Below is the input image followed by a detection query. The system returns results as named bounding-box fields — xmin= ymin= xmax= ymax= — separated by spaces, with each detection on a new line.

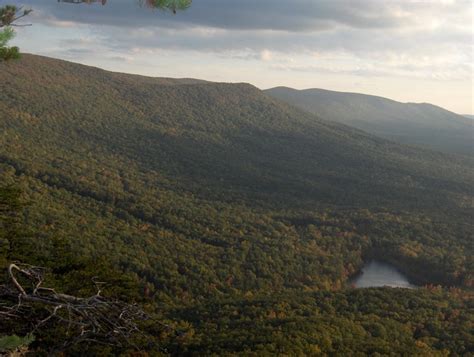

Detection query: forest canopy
xmin=0 ymin=27 xmax=472 ymax=355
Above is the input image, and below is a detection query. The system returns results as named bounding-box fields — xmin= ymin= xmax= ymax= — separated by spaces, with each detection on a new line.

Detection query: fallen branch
xmin=1 ymin=263 xmax=147 ymax=352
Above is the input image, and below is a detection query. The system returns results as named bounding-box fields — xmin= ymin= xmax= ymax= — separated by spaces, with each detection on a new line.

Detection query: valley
xmin=0 ymin=54 xmax=472 ymax=355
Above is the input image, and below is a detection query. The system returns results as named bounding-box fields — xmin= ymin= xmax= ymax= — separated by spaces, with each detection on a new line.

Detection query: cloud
xmin=6 ymin=0 xmax=473 ymax=84
xmin=14 ymin=0 xmax=469 ymax=32
xmin=260 ymin=50 xmax=273 ymax=62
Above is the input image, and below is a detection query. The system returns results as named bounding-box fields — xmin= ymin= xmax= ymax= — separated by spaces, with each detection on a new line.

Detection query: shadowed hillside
xmin=0 ymin=54 xmax=473 ymax=354
xmin=266 ymin=86 xmax=473 ymax=155
xmin=2 ymin=55 xmax=472 ymax=210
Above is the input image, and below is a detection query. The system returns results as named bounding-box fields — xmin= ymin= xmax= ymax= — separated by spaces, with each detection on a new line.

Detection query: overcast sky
xmin=4 ymin=0 xmax=473 ymax=114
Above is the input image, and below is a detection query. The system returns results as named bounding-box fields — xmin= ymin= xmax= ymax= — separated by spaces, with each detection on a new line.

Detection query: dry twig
xmin=0 ymin=263 xmax=147 ymax=351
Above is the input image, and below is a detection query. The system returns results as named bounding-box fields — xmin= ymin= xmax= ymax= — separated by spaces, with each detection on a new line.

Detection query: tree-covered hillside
xmin=0 ymin=54 xmax=473 ymax=354
xmin=265 ymin=86 xmax=473 ymax=155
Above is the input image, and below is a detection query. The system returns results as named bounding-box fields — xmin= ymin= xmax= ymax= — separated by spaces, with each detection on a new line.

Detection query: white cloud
xmin=260 ymin=50 xmax=273 ymax=62
xmin=8 ymin=0 xmax=473 ymax=113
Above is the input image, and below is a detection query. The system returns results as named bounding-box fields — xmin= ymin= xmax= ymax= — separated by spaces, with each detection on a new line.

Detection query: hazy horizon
xmin=1 ymin=2 xmax=473 ymax=354
xmin=4 ymin=0 xmax=473 ymax=114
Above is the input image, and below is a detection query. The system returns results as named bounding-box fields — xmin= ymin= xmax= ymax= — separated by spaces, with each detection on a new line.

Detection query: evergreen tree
xmin=0 ymin=5 xmax=32 ymax=61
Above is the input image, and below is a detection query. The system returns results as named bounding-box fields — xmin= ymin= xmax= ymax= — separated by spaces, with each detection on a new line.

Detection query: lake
xmin=351 ymin=260 xmax=416 ymax=288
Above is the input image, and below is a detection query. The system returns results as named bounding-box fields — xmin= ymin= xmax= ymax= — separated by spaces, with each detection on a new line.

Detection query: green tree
xmin=0 ymin=5 xmax=32 ymax=61
xmin=139 ymin=0 xmax=192 ymax=13
xmin=0 ymin=334 xmax=35 ymax=355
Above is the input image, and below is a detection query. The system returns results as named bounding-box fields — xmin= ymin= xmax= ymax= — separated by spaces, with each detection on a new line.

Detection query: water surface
xmin=351 ymin=260 xmax=416 ymax=288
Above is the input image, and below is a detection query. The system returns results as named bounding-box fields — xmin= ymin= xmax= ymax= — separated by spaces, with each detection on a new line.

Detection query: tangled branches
xmin=0 ymin=6 xmax=32 ymax=28
xmin=0 ymin=263 xmax=147 ymax=351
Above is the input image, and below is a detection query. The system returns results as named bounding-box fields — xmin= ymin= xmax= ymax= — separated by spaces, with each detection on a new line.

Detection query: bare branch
xmin=7 ymin=264 xmax=28 ymax=296
xmin=1 ymin=263 xmax=149 ymax=352
xmin=0 ymin=6 xmax=33 ymax=27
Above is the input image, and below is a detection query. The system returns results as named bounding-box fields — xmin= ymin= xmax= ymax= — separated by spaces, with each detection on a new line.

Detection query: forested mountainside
xmin=0 ymin=54 xmax=473 ymax=355
xmin=265 ymin=86 xmax=473 ymax=155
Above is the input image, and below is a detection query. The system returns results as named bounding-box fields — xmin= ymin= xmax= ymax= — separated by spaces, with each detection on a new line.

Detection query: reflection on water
xmin=57 ymin=0 xmax=193 ymax=13
xmin=351 ymin=260 xmax=416 ymax=289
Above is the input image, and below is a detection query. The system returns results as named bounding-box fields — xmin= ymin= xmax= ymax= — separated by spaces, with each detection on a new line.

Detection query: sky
xmin=4 ymin=0 xmax=473 ymax=114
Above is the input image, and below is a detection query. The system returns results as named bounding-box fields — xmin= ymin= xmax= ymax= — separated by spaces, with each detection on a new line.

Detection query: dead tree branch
xmin=0 ymin=263 xmax=147 ymax=351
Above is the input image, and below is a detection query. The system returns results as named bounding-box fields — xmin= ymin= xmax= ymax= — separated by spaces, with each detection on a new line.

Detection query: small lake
xmin=351 ymin=260 xmax=416 ymax=289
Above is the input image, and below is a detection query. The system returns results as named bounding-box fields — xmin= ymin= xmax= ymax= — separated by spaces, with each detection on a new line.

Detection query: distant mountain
xmin=1 ymin=54 xmax=473 ymax=354
xmin=265 ymin=87 xmax=473 ymax=155
xmin=464 ymin=114 xmax=474 ymax=120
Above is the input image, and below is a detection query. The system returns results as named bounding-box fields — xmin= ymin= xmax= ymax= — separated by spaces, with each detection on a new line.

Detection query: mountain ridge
xmin=265 ymin=86 xmax=473 ymax=154
xmin=0 ymin=53 xmax=473 ymax=354
xmin=2 ymin=55 xmax=471 ymax=210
